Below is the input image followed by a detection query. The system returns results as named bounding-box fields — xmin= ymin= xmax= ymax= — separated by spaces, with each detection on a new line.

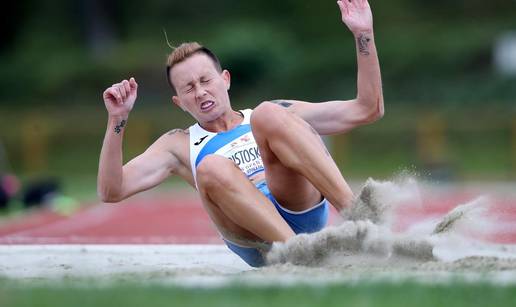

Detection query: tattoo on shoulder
xmin=167 ymin=128 xmax=189 ymax=136
xmin=270 ymin=100 xmax=293 ymax=108
xmin=357 ymin=33 xmax=371 ymax=56
xmin=114 ymin=119 xmax=127 ymax=134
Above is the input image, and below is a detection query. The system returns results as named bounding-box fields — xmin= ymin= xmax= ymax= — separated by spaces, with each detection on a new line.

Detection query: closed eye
xmin=201 ymin=79 xmax=211 ymax=84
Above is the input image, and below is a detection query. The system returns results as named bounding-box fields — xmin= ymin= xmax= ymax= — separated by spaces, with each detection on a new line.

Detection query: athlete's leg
xmin=196 ymin=154 xmax=295 ymax=243
xmin=251 ymin=102 xmax=354 ymax=212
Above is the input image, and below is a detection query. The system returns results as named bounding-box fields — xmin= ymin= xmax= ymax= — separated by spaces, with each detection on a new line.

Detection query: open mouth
xmin=200 ymin=100 xmax=215 ymax=111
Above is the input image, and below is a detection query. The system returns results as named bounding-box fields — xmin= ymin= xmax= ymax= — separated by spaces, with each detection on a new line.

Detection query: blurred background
xmin=1 ymin=0 xmax=515 ymax=211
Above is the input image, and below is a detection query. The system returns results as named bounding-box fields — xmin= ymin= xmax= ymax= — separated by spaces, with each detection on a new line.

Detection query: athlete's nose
xmin=195 ymin=86 xmax=207 ymax=100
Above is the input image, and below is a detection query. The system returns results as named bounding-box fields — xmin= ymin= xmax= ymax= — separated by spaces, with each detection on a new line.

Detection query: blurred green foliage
xmin=1 ymin=0 xmax=516 ymax=107
xmin=1 ymin=1 xmax=515 ymax=201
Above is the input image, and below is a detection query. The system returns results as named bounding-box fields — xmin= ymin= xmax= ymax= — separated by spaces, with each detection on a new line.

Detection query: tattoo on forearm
xmin=357 ymin=33 xmax=371 ymax=56
xmin=167 ymin=128 xmax=189 ymax=136
xmin=270 ymin=100 xmax=293 ymax=108
xmin=114 ymin=120 xmax=126 ymax=134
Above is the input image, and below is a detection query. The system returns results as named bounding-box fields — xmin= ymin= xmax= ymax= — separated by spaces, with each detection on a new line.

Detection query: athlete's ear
xmin=222 ymin=69 xmax=231 ymax=91
xmin=172 ymin=96 xmax=186 ymax=112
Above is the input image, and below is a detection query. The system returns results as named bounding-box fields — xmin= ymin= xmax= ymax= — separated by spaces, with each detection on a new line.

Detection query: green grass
xmin=1 ymin=280 xmax=515 ymax=307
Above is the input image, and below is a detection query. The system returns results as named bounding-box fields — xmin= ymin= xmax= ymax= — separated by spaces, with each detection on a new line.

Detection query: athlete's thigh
xmin=254 ymin=115 xmax=323 ymax=212
xmin=198 ymin=192 xmax=261 ymax=242
xmin=196 ymin=154 xmax=293 ymax=242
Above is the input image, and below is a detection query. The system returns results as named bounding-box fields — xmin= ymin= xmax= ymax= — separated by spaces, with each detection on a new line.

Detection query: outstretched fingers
xmin=337 ymin=0 xmax=373 ymax=33
xmin=341 ymin=0 xmax=369 ymax=11
xmin=359 ymin=0 xmax=370 ymax=9
xmin=337 ymin=0 xmax=349 ymax=15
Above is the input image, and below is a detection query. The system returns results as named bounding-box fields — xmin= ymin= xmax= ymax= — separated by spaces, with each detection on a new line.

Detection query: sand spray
xmin=266 ymin=176 xmax=516 ymax=267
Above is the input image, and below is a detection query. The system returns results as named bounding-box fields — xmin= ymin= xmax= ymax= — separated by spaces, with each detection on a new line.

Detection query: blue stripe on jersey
xmin=195 ymin=124 xmax=252 ymax=168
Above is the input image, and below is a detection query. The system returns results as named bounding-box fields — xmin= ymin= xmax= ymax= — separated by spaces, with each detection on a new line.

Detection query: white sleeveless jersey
xmin=189 ymin=109 xmax=265 ymax=187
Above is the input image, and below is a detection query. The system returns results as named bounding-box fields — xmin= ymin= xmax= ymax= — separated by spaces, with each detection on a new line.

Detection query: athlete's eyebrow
xmin=180 ymin=80 xmax=196 ymax=91
xmin=183 ymin=73 xmax=211 ymax=88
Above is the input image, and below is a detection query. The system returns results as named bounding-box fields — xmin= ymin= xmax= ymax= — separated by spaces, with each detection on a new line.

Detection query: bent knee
xmin=251 ymin=101 xmax=289 ymax=133
xmin=196 ymin=155 xmax=235 ymax=187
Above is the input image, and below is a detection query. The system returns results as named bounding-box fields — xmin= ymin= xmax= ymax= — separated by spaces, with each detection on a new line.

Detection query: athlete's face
xmin=171 ymin=53 xmax=231 ymax=124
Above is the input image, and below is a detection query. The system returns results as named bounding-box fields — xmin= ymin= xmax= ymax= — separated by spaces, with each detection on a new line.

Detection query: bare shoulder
xmin=149 ymin=127 xmax=191 ymax=171
xmin=153 ymin=127 xmax=190 ymax=151
xmin=166 ymin=128 xmax=190 ymax=136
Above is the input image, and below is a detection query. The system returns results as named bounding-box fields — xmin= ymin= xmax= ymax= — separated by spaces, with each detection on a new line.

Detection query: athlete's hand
xmin=337 ymin=0 xmax=373 ymax=34
xmin=102 ymin=78 xmax=138 ymax=117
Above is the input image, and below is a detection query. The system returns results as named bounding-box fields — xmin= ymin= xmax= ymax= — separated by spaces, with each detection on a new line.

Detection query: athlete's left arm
xmin=270 ymin=0 xmax=383 ymax=135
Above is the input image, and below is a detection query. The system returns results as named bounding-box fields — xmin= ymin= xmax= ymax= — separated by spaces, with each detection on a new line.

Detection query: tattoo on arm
xmin=357 ymin=33 xmax=371 ymax=56
xmin=270 ymin=100 xmax=293 ymax=108
xmin=114 ymin=119 xmax=127 ymax=134
xmin=167 ymin=129 xmax=189 ymax=136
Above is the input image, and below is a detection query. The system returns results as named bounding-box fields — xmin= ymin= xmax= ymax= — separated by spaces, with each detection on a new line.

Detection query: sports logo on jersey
xmin=194 ymin=135 xmax=209 ymax=146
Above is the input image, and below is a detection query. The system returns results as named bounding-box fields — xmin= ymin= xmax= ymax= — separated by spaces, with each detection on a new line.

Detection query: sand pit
xmin=2 ymin=243 xmax=516 ymax=286
xmin=2 ymin=178 xmax=516 ymax=286
xmin=0 ymin=245 xmax=248 ymax=285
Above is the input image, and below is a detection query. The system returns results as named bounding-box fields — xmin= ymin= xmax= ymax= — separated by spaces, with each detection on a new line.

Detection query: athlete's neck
xmin=199 ymin=109 xmax=244 ymax=133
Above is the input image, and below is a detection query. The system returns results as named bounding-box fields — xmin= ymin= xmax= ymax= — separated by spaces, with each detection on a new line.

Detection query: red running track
xmin=0 ymin=190 xmax=515 ymax=244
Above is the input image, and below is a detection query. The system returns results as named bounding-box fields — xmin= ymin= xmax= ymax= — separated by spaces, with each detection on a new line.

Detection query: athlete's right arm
xmin=97 ymin=78 xmax=180 ymax=203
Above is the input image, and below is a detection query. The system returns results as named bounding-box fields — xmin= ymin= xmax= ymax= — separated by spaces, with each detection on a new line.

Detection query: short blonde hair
xmin=166 ymin=42 xmax=222 ymax=94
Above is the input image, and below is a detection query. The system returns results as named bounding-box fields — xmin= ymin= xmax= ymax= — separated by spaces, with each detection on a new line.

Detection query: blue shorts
xmin=224 ymin=180 xmax=329 ymax=267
